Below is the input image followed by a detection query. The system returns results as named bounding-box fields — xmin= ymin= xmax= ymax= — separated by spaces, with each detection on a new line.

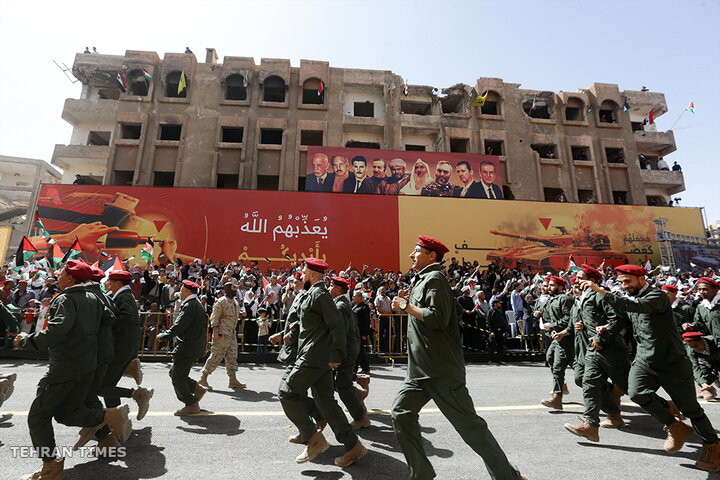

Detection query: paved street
xmin=2 ymin=359 xmax=720 ymax=480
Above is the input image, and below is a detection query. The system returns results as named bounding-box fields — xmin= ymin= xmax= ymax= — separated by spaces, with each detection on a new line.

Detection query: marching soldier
xmin=683 ymin=331 xmax=720 ymax=401
xmin=157 ymin=280 xmax=209 ymax=416
xmin=329 ymin=276 xmax=370 ymax=429
xmin=583 ymin=265 xmax=720 ymax=472
xmin=278 ymin=258 xmax=366 ymax=467
xmin=390 ymin=235 xmax=526 ymax=480
xmin=14 ymin=260 xmax=132 ymax=480
xmin=661 ymin=284 xmax=694 ymax=334
xmin=198 ymin=282 xmax=245 ymax=390
xmin=535 ymin=275 xmax=574 ymax=410
xmin=0 ymin=294 xmax=18 ymax=408
xmin=563 ymin=264 xmax=629 ymax=441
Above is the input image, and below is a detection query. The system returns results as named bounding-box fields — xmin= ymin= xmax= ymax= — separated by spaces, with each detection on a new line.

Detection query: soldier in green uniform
xmin=661 ymin=284 xmax=694 ymax=334
xmin=0 ymin=295 xmax=18 ymax=407
xmin=535 ymin=275 xmax=574 ymax=411
xmin=582 ymin=265 xmax=720 ymax=472
xmin=14 ymin=260 xmax=132 ymax=480
xmin=391 ymin=235 xmax=526 ymax=480
xmin=329 ymin=276 xmax=370 ymax=429
xmin=278 ymin=258 xmax=366 ymax=467
xmin=157 ymin=280 xmax=209 ymax=416
xmin=682 ymin=330 xmax=720 ymax=400
xmin=563 ymin=264 xmax=629 ymax=441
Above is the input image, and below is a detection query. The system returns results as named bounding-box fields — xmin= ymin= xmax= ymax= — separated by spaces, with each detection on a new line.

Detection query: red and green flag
xmin=60 ymin=238 xmax=83 ymax=264
xmin=142 ymin=68 xmax=152 ymax=82
xmin=567 ymin=255 xmax=581 ymax=273
xmin=318 ymin=79 xmax=324 ymax=96
xmin=686 ymin=102 xmax=695 ymax=114
xmin=33 ymin=212 xmax=55 ymax=244
xmin=140 ymin=236 xmax=155 ymax=263
xmin=46 ymin=243 xmax=64 ymax=268
xmin=14 ymin=236 xmax=38 ymax=270
xmin=622 ymin=100 xmax=630 ymax=112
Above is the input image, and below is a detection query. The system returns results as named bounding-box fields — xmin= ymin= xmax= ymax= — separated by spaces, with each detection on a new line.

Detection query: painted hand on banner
xmin=53 ymin=222 xmax=119 ymax=255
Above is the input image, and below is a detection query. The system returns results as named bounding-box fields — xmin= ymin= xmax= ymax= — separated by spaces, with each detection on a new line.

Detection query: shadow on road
xmin=176 ymin=414 xmax=244 ymax=436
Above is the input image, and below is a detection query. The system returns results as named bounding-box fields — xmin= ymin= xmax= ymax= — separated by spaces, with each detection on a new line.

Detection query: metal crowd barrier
xmin=375 ymin=313 xmax=408 ymax=364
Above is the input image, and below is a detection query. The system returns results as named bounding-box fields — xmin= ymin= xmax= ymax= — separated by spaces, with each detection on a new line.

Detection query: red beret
xmin=661 ymin=284 xmax=678 ymax=293
xmin=108 ymin=270 xmax=132 ymax=281
xmin=569 ymin=276 xmax=578 ymax=285
xmin=17 ymin=279 xmax=28 ymax=284
xmin=697 ymin=277 xmax=720 ymax=289
xmin=417 ymin=235 xmax=449 ymax=256
xmin=682 ymin=331 xmax=704 ymax=342
xmin=305 ymin=258 xmax=329 ymax=274
xmin=614 ymin=264 xmax=647 ymax=276
xmin=294 ymin=272 xmax=302 ymax=279
xmin=331 ymin=276 xmax=350 ymax=290
xmin=65 ymin=260 xmax=92 ymax=281
xmin=182 ymin=279 xmax=200 ymax=291
xmin=547 ymin=275 xmax=567 ymax=287
xmin=88 ymin=266 xmax=106 ymax=282
xmin=580 ymin=264 xmax=602 ymax=282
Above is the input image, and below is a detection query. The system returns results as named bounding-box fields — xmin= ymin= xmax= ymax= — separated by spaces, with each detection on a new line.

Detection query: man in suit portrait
xmin=343 ymin=155 xmax=372 ymax=194
xmin=305 ymin=153 xmax=335 ymax=192
xmin=455 ymin=160 xmax=484 ymax=198
xmin=331 ymin=155 xmax=355 ymax=193
xmin=478 ymin=161 xmax=504 ymax=199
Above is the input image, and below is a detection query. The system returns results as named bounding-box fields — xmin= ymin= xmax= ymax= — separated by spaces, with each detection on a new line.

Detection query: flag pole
xmin=669 ymin=109 xmax=686 ymax=130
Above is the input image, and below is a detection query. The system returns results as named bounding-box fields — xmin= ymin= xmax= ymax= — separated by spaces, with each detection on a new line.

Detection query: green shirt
xmin=111 ymin=287 xmax=142 ymax=358
xmin=406 ymin=263 xmax=465 ymax=383
xmin=334 ymin=294 xmax=360 ymax=361
xmin=693 ymin=299 xmax=720 ymax=339
xmin=295 ymin=281 xmax=345 ymax=368
xmin=672 ymin=302 xmax=695 ymax=334
xmin=278 ymin=290 xmax=307 ymax=364
xmin=538 ymin=292 xmax=574 ymax=349
xmin=85 ymin=283 xmax=117 ymax=364
xmin=576 ymin=289 xmax=626 ymax=352
xmin=165 ymin=295 xmax=208 ymax=359
xmin=0 ymin=300 xmax=18 ymax=334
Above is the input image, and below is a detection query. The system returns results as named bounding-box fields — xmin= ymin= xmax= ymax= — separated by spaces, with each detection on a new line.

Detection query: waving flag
xmin=46 ymin=243 xmax=64 ymax=268
xmin=567 ymin=255 xmax=581 ymax=273
xmin=142 ymin=68 xmax=152 ymax=82
xmin=60 ymin=239 xmax=83 ymax=264
xmin=140 ymin=236 xmax=155 ymax=263
xmin=686 ymin=102 xmax=695 ymax=113
xmin=117 ymin=71 xmax=128 ymax=92
xmin=15 ymin=236 xmax=39 ymax=270
xmin=643 ymin=108 xmax=654 ymax=126
xmin=473 ymin=90 xmax=489 ymax=107
xmin=178 ymin=71 xmax=187 ymax=95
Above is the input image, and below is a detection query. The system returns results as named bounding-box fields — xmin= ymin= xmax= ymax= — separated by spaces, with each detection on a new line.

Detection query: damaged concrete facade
xmin=53 ymin=49 xmax=684 ymax=205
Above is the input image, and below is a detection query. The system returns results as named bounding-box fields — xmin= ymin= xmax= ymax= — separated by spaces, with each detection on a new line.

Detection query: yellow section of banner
xmin=397 ymin=197 xmax=704 ymax=272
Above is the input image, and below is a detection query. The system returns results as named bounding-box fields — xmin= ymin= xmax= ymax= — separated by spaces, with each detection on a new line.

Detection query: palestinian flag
xmin=598 ymin=259 xmax=606 ymax=273
xmin=15 ymin=236 xmax=39 ymax=270
xmin=243 ymin=71 xmax=248 ymax=87
xmin=140 ymin=236 xmax=155 ymax=263
xmin=46 ymin=243 xmax=64 ymax=268
xmin=686 ymin=102 xmax=695 ymax=113
xmin=644 ymin=255 xmax=652 ymax=272
xmin=262 ymin=277 xmax=269 ymax=289
xmin=100 ymin=255 xmax=124 ymax=272
xmin=622 ymin=100 xmax=630 ymax=112
xmin=403 ymin=80 xmax=408 ymax=96
xmin=567 ymin=255 xmax=581 ymax=273
xmin=532 ymin=273 xmax=544 ymax=285
xmin=60 ymin=238 xmax=83 ymax=264
xmin=531 ymin=95 xmax=537 ymax=110
xmin=142 ymin=68 xmax=152 ymax=82
xmin=33 ymin=212 xmax=55 ymax=244
xmin=117 ymin=70 xmax=128 ymax=92
xmin=318 ymin=79 xmax=324 ymax=96
xmin=644 ymin=108 xmax=654 ymax=126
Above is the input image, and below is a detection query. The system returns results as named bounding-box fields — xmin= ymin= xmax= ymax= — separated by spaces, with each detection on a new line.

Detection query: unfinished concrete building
xmin=52 ymin=48 xmax=684 ymax=206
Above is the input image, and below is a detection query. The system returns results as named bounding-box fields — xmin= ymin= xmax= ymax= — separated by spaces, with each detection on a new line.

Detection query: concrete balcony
xmin=623 ymin=90 xmax=668 ymax=117
xmin=640 ymin=169 xmax=685 ymax=195
xmin=400 ymin=113 xmax=441 ymax=135
xmin=51 ymin=144 xmax=110 ymax=170
xmin=72 ymin=53 xmax=125 ymax=88
xmin=62 ymin=98 xmax=118 ymax=126
xmin=634 ymin=129 xmax=677 ymax=156
xmin=342 ymin=115 xmax=385 ymax=134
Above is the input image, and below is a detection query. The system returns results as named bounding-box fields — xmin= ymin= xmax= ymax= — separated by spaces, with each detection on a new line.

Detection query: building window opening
xmin=87 ymin=131 xmax=111 ymax=146
xmin=523 ymin=98 xmax=551 ymax=119
xmin=217 ymin=174 xmax=239 ymax=189
xmin=257 ymin=175 xmax=279 ymax=191
xmin=353 ymin=101 xmax=374 ymax=117
xmin=605 ymin=147 xmax=625 ymax=164
xmin=646 ymin=195 xmax=668 ymax=207
xmin=300 ymin=130 xmax=323 ymax=146
xmin=120 ymin=123 xmax=141 ymax=140
xmin=221 ymin=127 xmax=243 ymax=143
xmin=599 ymin=100 xmax=618 ymax=123
xmin=298 ymin=176 xmax=306 ymax=191
xmin=127 ymin=69 xmax=149 ymax=96
xmin=153 ymin=171 xmax=175 ymax=187
xmin=480 ymin=91 xmax=501 ymax=115
xmin=638 ymin=154 xmax=658 ymax=169
xmin=544 ymin=188 xmax=565 ymax=202
xmin=401 ymin=101 xmax=432 ymax=115
xmin=571 ymin=146 xmax=589 ymax=161
xmin=263 ymin=76 xmax=286 ymax=103
xmin=158 ymin=124 xmax=182 ymax=141
xmin=613 ymin=191 xmax=627 ymax=204
xmin=502 ymin=185 xmax=515 ymax=200
xmin=165 ymin=71 xmax=187 ymax=98
xmin=345 ymin=141 xmax=380 ymax=149
xmin=631 ymin=121 xmax=644 ymax=132
xmin=99 ymin=88 xmax=120 ymax=100
xmin=302 ymin=78 xmax=324 ymax=105
xmin=260 ymin=128 xmax=283 ymax=145
xmin=485 ymin=140 xmax=504 ymax=156
xmin=225 ymin=74 xmax=248 ymax=101
xmin=531 ymin=144 xmax=557 ymax=159
xmin=112 ymin=170 xmax=134 ymax=186
xmin=578 ymin=189 xmax=595 ymax=203
xmin=405 ymin=145 xmax=426 ymax=151
xmin=450 ymin=138 xmax=469 ymax=153
xmin=564 ymin=98 xmax=584 ymax=121
xmin=441 ymin=94 xmax=464 ymax=114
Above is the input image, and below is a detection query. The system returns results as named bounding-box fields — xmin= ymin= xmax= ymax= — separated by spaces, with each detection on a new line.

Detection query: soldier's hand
xmin=575 ymin=321 xmax=584 ymax=332
xmin=283 ymin=333 xmax=292 ymax=345
xmin=682 ymin=322 xmax=693 ymax=331
xmin=533 ymin=311 xmax=541 ymax=318
xmin=596 ymin=325 xmax=608 ymax=335
xmin=701 ymin=383 xmax=715 ymax=392
xmin=268 ymin=333 xmax=281 ymax=345
xmin=543 ymin=322 xmax=551 ymax=332
xmin=590 ymin=337 xmax=603 ymax=351
xmin=212 ymin=331 xmax=220 ymax=343
xmin=13 ymin=332 xmax=27 ymax=348
xmin=553 ymin=330 xmax=568 ymax=340
xmin=391 ymin=296 xmax=405 ymax=311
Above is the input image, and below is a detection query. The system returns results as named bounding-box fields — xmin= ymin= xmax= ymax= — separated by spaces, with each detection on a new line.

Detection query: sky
xmin=1 ymin=0 xmax=718 ymax=223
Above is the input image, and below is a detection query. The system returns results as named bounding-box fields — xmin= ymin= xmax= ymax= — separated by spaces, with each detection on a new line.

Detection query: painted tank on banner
xmin=485 ymin=226 xmax=628 ymax=271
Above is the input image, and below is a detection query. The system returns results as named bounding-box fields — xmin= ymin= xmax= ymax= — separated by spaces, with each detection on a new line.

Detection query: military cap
xmin=65 ymin=260 xmax=92 ymax=281
xmin=697 ymin=277 xmax=720 ymax=289
xmin=182 ymin=279 xmax=200 ymax=291
xmin=17 ymin=279 xmax=28 ymax=284
xmin=614 ymin=264 xmax=647 ymax=276
xmin=417 ymin=235 xmax=449 ymax=256
xmin=88 ymin=266 xmax=106 ymax=282
xmin=580 ymin=264 xmax=603 ymax=282
xmin=660 ymin=284 xmax=678 ymax=293
xmin=682 ymin=331 xmax=704 ymax=342
xmin=108 ymin=270 xmax=132 ymax=281
xmin=547 ymin=275 xmax=567 ymax=287
xmin=331 ymin=276 xmax=350 ymax=290
xmin=305 ymin=258 xmax=329 ymax=274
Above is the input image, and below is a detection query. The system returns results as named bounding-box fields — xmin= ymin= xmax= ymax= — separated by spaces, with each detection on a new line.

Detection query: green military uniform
xmin=83 ymin=283 xmax=117 ymax=409
xmin=575 ymin=288 xmax=629 ymax=426
xmin=278 ymin=281 xmax=358 ymax=450
xmin=686 ymin=337 xmax=720 ymax=387
xmin=565 ymin=300 xmax=587 ymax=388
xmin=603 ymin=285 xmax=718 ymax=443
xmin=333 ymin=294 xmax=365 ymax=421
xmin=19 ymin=284 xmax=107 ymax=462
xmin=163 ymin=294 xmax=208 ymax=406
xmin=0 ymin=299 xmax=18 ymax=335
xmin=691 ymin=295 xmax=720 ymax=338
xmin=539 ymin=292 xmax=574 ymax=396
xmin=672 ymin=300 xmax=695 ymax=334
xmin=391 ymin=263 xmax=521 ymax=480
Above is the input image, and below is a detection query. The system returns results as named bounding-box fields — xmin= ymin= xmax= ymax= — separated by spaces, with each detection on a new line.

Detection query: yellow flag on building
xmin=178 ymin=71 xmax=187 ymax=95
xmin=473 ymin=90 xmax=488 ymax=107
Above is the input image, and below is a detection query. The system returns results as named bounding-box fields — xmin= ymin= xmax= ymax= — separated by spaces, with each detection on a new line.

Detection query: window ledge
xmin=442 ymin=112 xmax=471 ymax=119
xmin=298 ymin=103 xmax=328 ymax=111
xmin=217 ymin=142 xmax=243 ymax=149
xmin=155 ymin=140 xmax=180 ymax=147
xmin=529 ymin=117 xmax=557 ymax=125
xmin=597 ymin=122 xmax=621 ymax=129
xmin=115 ymin=139 xmax=140 ymax=145
xmin=607 ymin=162 xmax=628 ymax=168
xmin=562 ymin=119 xmax=589 ymax=127
xmin=159 ymin=96 xmax=190 ymax=104
xmin=478 ymin=113 xmax=505 ymax=121
xmin=539 ymin=158 xmax=562 ymax=165
xmin=259 ymin=101 xmax=289 ymax=109
xmin=120 ymin=95 xmax=151 ymax=102
xmin=573 ymin=160 xmax=594 ymax=166
xmin=258 ymin=144 xmax=283 ymax=150
xmin=220 ymin=99 xmax=251 ymax=107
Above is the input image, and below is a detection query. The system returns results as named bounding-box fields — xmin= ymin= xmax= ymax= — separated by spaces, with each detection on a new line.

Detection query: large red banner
xmin=35 ymin=185 xmax=400 ymax=270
